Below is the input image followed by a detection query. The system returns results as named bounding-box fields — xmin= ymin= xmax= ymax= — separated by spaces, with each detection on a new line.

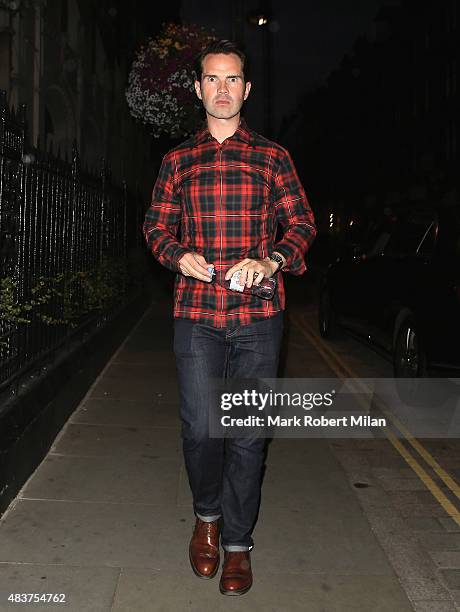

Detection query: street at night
xmin=0 ymin=0 xmax=459 ymax=610
xmin=0 ymin=273 xmax=459 ymax=610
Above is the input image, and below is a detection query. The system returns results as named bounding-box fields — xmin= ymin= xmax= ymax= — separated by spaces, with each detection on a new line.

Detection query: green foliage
xmin=0 ymin=277 xmax=32 ymax=325
xmin=0 ymin=255 xmax=139 ymax=334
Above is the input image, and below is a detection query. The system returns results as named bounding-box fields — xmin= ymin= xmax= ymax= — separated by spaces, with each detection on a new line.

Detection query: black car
xmin=318 ymin=204 xmax=460 ymax=377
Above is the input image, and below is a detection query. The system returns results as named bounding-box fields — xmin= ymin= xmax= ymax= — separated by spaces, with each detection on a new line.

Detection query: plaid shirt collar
xmin=193 ymin=117 xmax=252 ymax=147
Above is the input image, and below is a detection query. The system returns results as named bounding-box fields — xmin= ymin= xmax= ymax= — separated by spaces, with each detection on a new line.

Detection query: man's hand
xmin=178 ymin=252 xmax=213 ymax=282
xmin=224 ymin=258 xmax=278 ymax=289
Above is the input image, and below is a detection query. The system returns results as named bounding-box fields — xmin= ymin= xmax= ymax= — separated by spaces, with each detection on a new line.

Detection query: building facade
xmin=0 ymin=0 xmax=180 ymax=195
xmin=283 ymin=0 xmax=458 ymax=240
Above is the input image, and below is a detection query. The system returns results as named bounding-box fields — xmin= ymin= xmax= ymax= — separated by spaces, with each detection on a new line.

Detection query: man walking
xmin=143 ymin=40 xmax=316 ymax=596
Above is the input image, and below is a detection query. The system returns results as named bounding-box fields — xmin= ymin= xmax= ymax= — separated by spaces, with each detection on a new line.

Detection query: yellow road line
xmin=374 ymin=400 xmax=460 ymax=503
xmin=298 ymin=314 xmax=460 ymax=503
xmin=292 ymin=312 xmax=460 ymax=526
xmin=385 ymin=430 xmax=460 ymax=527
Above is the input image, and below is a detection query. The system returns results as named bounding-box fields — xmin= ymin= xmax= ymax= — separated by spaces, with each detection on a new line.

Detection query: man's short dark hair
xmin=195 ymin=40 xmax=250 ymax=82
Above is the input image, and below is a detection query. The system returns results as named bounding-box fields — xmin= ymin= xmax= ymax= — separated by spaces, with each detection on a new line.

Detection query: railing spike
xmin=71 ymin=140 xmax=80 ymax=178
xmin=19 ymin=103 xmax=26 ymax=124
xmin=0 ymin=90 xmax=7 ymax=112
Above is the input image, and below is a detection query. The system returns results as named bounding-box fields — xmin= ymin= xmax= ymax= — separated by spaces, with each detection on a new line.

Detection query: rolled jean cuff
xmin=222 ymin=544 xmax=253 ymax=552
xmin=196 ymin=512 xmax=221 ymax=522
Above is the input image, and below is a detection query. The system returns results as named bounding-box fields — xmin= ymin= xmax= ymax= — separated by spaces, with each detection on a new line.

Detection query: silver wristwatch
xmin=268 ymin=252 xmax=283 ymax=271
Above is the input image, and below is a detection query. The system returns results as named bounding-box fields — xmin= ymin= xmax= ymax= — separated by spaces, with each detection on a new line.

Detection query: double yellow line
xmin=293 ymin=312 xmax=460 ymax=527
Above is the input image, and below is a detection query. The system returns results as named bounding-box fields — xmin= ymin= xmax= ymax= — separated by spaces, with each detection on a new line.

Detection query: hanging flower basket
xmin=126 ymin=23 xmax=216 ymax=139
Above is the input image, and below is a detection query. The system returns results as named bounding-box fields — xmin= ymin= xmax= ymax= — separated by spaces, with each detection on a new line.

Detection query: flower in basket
xmin=126 ymin=23 xmax=216 ymax=139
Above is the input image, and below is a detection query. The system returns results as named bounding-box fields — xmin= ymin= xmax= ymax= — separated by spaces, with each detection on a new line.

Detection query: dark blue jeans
xmin=173 ymin=312 xmax=284 ymax=551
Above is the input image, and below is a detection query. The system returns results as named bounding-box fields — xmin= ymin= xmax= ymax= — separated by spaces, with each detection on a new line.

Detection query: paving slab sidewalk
xmin=0 ymin=294 xmax=416 ymax=611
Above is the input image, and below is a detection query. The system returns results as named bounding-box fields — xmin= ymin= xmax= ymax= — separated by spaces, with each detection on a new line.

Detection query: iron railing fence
xmin=0 ymin=90 xmax=146 ymax=394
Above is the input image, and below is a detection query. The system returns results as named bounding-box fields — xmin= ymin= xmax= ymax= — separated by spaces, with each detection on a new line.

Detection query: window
xmin=364 ymin=218 xmax=394 ymax=256
xmin=417 ymin=222 xmax=436 ymax=256
xmin=368 ymin=231 xmax=391 ymax=256
xmin=437 ymin=208 xmax=460 ymax=258
xmin=384 ymin=211 xmax=436 ymax=256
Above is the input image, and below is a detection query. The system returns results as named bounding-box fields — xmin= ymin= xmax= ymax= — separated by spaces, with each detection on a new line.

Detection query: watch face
xmin=270 ymin=254 xmax=283 ymax=268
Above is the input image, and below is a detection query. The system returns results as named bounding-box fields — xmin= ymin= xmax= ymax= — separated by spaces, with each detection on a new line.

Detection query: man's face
xmin=194 ymin=53 xmax=251 ymax=120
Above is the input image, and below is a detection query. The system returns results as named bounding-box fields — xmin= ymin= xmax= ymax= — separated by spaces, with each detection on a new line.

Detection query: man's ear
xmin=194 ymin=80 xmax=202 ymax=100
xmin=243 ymin=80 xmax=251 ymax=100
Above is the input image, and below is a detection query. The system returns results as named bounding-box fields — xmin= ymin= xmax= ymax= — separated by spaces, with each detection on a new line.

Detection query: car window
xmin=437 ymin=207 xmax=460 ymax=258
xmin=384 ymin=211 xmax=436 ymax=256
xmin=362 ymin=219 xmax=392 ymax=255
xmin=417 ymin=221 xmax=437 ymax=256
xmin=368 ymin=231 xmax=391 ymax=256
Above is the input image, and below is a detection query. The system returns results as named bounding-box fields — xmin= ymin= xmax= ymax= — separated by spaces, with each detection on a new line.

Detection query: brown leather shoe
xmin=189 ymin=518 xmax=220 ymax=579
xmin=219 ymin=550 xmax=253 ymax=595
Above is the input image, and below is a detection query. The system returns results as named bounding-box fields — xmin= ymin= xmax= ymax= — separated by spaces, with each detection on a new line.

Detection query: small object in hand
xmin=209 ymin=267 xmax=276 ymax=300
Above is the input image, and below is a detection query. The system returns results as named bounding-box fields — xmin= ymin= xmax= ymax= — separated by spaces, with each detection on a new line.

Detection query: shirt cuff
xmin=272 ymin=244 xmax=306 ymax=275
xmin=172 ymin=246 xmax=194 ymax=273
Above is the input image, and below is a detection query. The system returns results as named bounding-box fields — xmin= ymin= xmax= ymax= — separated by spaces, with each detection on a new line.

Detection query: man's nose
xmin=217 ymin=79 xmax=228 ymax=93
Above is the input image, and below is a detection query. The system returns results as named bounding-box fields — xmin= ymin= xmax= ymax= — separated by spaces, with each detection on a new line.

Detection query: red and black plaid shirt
xmin=143 ymin=118 xmax=316 ymax=328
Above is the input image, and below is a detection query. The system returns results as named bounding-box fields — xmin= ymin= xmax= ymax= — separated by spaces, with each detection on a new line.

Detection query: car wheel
xmin=393 ymin=318 xmax=427 ymax=378
xmin=318 ymin=287 xmax=336 ymax=339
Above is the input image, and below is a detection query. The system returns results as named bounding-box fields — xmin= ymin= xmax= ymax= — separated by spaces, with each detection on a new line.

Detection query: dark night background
xmin=1 ymin=0 xmax=457 ymax=256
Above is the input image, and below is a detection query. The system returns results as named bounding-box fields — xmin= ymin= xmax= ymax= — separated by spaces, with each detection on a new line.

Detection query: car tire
xmin=393 ymin=318 xmax=427 ymax=378
xmin=318 ymin=287 xmax=336 ymax=339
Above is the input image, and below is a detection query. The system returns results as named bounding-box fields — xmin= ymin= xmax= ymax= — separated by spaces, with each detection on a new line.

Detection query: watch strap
xmin=268 ymin=252 xmax=283 ymax=271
